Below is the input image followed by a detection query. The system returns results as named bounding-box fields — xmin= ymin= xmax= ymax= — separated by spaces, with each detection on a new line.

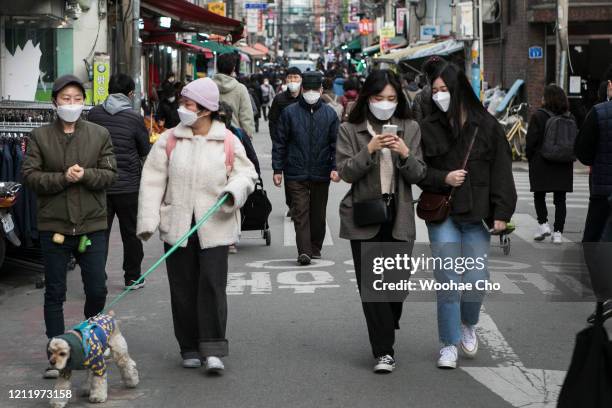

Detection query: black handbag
xmin=353 ymin=194 xmax=395 ymax=227
xmin=557 ymin=301 xmax=612 ymax=408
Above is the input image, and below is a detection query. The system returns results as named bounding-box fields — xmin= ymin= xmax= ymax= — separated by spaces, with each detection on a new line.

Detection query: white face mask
xmin=167 ymin=96 xmax=176 ymax=103
xmin=368 ymin=100 xmax=397 ymax=121
xmin=56 ymin=104 xmax=84 ymax=123
xmin=303 ymin=91 xmax=321 ymax=105
xmin=287 ymin=81 xmax=301 ymax=93
xmin=177 ymin=106 xmax=202 ymax=127
xmin=281 ymin=84 xmax=288 ymax=92
xmin=432 ymin=91 xmax=451 ymax=112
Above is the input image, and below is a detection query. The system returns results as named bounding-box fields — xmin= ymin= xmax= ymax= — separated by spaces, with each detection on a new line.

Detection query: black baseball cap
xmin=302 ymin=71 xmax=323 ymax=90
xmin=52 ymin=75 xmax=86 ymax=99
xmin=286 ymin=67 xmax=302 ymax=77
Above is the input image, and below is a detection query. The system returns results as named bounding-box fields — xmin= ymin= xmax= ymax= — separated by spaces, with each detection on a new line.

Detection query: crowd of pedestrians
xmin=23 ymin=55 xmax=612 ymax=379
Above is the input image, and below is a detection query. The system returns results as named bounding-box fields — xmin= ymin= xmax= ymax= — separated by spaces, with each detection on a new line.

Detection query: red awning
xmin=143 ymin=34 xmax=214 ymax=58
xmin=253 ymin=43 xmax=269 ymax=54
xmin=238 ymin=45 xmax=266 ymax=59
xmin=141 ymin=0 xmax=243 ymax=40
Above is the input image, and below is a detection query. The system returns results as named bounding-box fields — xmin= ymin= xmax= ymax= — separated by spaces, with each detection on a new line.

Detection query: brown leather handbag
xmin=417 ymin=126 xmax=479 ymax=223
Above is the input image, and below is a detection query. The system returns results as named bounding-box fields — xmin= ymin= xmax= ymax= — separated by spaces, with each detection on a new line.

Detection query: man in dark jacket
xmin=272 ymin=71 xmax=340 ymax=265
xmin=269 ymin=66 xmax=302 ymax=217
xmin=157 ymin=84 xmax=180 ymax=129
xmin=88 ymin=73 xmax=151 ymax=289
xmin=576 ymin=80 xmax=612 ymax=322
xmin=22 ymin=75 xmax=117 ymax=378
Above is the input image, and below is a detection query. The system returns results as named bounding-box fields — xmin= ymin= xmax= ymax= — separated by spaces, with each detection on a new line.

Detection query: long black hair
xmin=347 ymin=70 xmax=411 ymax=124
xmin=424 ymin=59 xmax=488 ymax=137
xmin=543 ymin=84 xmax=569 ymax=115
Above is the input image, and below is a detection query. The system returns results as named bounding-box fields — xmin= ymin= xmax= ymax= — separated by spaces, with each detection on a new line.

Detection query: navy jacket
xmin=88 ymin=94 xmax=151 ymax=195
xmin=576 ymin=101 xmax=612 ymax=196
xmin=272 ymin=96 xmax=339 ymax=182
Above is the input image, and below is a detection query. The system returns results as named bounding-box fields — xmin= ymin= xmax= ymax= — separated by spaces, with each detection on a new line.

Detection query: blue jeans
xmin=427 ymin=218 xmax=490 ymax=346
xmin=40 ymin=230 xmax=108 ymax=338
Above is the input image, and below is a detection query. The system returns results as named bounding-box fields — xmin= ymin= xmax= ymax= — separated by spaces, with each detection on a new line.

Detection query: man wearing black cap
xmin=22 ymin=75 xmax=117 ymax=379
xmin=272 ymin=71 xmax=340 ymax=265
xmin=269 ymin=66 xmax=303 ymax=217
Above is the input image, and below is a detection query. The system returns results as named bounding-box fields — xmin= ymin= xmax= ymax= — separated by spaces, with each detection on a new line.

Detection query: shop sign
xmin=208 ymin=2 xmax=226 ymax=17
xmin=93 ymin=54 xmax=110 ymax=105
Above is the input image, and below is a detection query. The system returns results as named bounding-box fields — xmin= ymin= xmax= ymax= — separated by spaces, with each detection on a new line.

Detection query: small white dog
xmin=46 ymin=311 xmax=139 ymax=407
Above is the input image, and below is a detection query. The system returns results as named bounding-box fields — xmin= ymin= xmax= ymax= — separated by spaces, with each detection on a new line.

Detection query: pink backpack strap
xmin=224 ymin=130 xmax=235 ymax=175
xmin=165 ymin=129 xmax=177 ymax=159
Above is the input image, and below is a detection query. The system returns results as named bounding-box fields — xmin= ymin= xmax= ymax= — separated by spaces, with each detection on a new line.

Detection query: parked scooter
xmin=0 ymin=182 xmax=21 ymax=268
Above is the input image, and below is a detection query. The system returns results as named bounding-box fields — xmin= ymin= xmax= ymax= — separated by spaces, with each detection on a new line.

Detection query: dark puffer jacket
xmin=272 ymin=96 xmax=339 ymax=182
xmin=88 ymin=94 xmax=151 ymax=195
xmin=418 ymin=110 xmax=517 ymax=224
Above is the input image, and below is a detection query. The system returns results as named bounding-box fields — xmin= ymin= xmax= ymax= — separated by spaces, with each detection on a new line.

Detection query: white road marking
xmin=283 ymin=217 xmax=334 ymax=247
xmin=462 ymin=309 xmax=566 ymax=407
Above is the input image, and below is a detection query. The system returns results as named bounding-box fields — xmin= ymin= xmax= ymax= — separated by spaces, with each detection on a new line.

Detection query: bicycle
xmin=499 ymin=103 xmax=528 ymax=161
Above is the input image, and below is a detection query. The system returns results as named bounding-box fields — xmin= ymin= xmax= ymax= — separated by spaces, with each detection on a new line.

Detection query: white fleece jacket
xmin=136 ymin=121 xmax=257 ymax=249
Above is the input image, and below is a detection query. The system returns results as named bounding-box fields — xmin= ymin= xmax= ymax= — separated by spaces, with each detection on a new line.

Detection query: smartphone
xmin=382 ymin=124 xmax=398 ymax=135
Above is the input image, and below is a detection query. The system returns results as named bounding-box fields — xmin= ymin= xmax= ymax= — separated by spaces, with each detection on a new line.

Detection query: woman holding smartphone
xmin=418 ymin=60 xmax=516 ymax=369
xmin=336 ymin=70 xmax=426 ymax=374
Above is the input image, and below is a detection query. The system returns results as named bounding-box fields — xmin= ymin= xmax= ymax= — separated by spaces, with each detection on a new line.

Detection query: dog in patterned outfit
xmin=46 ymin=311 xmax=139 ymax=407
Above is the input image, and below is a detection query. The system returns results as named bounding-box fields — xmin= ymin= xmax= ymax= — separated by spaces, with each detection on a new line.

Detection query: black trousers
xmin=164 ymin=237 xmax=229 ymax=359
xmin=534 ymin=191 xmax=567 ymax=233
xmin=350 ymin=223 xmax=403 ymax=358
xmin=40 ymin=231 xmax=108 ymax=338
xmin=106 ymin=192 xmax=144 ymax=283
xmin=285 ymin=180 xmax=330 ymax=257
xmin=583 ymin=175 xmax=611 ymax=242
xmin=262 ymin=105 xmax=269 ymax=121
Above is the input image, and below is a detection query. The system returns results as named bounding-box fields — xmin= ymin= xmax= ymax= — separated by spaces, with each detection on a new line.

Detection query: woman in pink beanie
xmin=137 ymin=77 xmax=257 ymax=373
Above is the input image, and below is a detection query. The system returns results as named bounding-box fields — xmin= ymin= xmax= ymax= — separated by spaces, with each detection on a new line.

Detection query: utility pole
xmin=556 ymin=0 xmax=569 ymax=91
xmin=131 ymin=0 xmax=142 ymax=110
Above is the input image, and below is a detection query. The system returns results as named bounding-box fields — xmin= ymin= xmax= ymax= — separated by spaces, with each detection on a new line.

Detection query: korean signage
xmin=245 ymin=3 xmax=266 ymax=34
xmin=93 ymin=54 xmax=110 ymax=105
xmin=379 ymin=25 xmax=395 ymax=54
xmin=359 ymin=18 xmax=374 ymax=36
xmin=457 ymin=1 xmax=474 ymax=39
xmin=208 ymin=2 xmax=226 ymax=17
xmin=396 ymin=8 xmax=408 ymax=35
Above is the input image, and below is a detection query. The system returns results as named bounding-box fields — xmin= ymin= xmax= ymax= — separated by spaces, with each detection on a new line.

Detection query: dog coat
xmin=56 ymin=314 xmax=116 ymax=376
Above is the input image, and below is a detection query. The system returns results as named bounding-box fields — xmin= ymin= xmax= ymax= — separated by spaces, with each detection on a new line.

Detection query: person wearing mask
xmin=245 ymin=78 xmax=262 ymax=134
xmin=526 ymin=84 xmax=575 ymax=244
xmin=137 ymin=78 xmax=257 ymax=372
xmin=162 ymin=72 xmax=176 ymax=90
xmin=412 ymin=57 xmax=441 ymax=123
xmin=260 ymin=77 xmax=275 ymax=121
xmin=576 ymin=77 xmax=612 ymax=322
xmin=272 ymin=71 xmax=340 ymax=265
xmin=336 ymin=70 xmax=426 ymax=373
xmin=418 ymin=61 xmax=516 ymax=369
xmin=321 ymin=77 xmax=344 ymax=120
xmin=88 ymin=73 xmax=151 ymax=289
xmin=212 ymin=53 xmax=255 ymax=137
xmin=22 ymin=75 xmax=117 ymax=379
xmin=157 ymin=86 xmax=180 ymax=129
xmin=269 ymin=67 xmax=303 ymax=218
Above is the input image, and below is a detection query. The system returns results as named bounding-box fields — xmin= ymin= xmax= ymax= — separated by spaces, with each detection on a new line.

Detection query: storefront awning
xmin=253 ymin=43 xmax=269 ymax=54
xmin=143 ymin=34 xmax=214 ymax=58
xmin=361 ymin=37 xmax=406 ymax=56
xmin=238 ymin=45 xmax=266 ymax=59
xmin=191 ymin=40 xmax=236 ymax=55
xmin=374 ymin=39 xmax=464 ymax=64
xmin=141 ymin=0 xmax=243 ymax=40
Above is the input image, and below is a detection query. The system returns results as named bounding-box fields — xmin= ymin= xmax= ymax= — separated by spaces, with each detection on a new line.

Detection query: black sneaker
xmin=125 ymin=279 xmax=145 ymax=290
xmin=43 ymin=367 xmax=59 ymax=379
xmin=373 ymin=355 xmax=395 ymax=374
xmin=297 ymin=254 xmax=311 ymax=266
xmin=312 ymin=253 xmax=322 ymax=259
xmin=587 ymin=299 xmax=612 ymax=324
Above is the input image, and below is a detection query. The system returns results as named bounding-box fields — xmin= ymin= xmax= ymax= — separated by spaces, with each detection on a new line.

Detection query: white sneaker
xmin=205 ymin=356 xmax=225 ymax=373
xmin=460 ymin=324 xmax=478 ymax=358
xmin=534 ymin=223 xmax=551 ymax=241
xmin=437 ymin=345 xmax=458 ymax=369
xmin=552 ymin=231 xmax=563 ymax=244
xmin=373 ymin=355 xmax=395 ymax=374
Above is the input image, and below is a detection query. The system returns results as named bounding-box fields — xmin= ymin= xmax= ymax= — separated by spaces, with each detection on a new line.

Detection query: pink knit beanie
xmin=180 ymin=77 xmax=219 ymax=111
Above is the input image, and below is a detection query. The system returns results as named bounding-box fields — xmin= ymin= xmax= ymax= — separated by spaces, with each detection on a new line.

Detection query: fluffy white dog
xmin=46 ymin=312 xmax=139 ymax=407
